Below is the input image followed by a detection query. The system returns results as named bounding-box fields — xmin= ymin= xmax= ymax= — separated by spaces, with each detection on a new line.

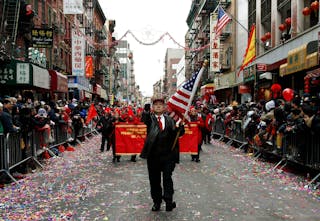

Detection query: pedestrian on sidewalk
xmin=140 ymin=96 xmax=184 ymax=212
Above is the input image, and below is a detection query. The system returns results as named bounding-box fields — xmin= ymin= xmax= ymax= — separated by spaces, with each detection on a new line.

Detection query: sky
xmin=100 ymin=0 xmax=192 ymax=97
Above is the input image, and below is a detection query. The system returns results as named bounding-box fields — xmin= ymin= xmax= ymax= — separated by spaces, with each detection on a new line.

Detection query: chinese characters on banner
xmin=63 ymin=0 xmax=84 ymax=14
xmin=85 ymin=56 xmax=93 ymax=78
xmin=72 ymin=28 xmax=85 ymax=76
xmin=115 ymin=123 xmax=147 ymax=155
xmin=114 ymin=123 xmax=199 ymax=155
xmin=210 ymin=13 xmax=220 ymax=73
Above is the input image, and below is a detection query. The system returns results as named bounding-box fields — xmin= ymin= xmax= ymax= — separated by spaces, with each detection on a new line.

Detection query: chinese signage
xmin=72 ymin=28 xmax=85 ymax=76
xmin=286 ymin=44 xmax=307 ymax=75
xmin=17 ymin=63 xmax=30 ymax=84
xmin=31 ymin=28 xmax=53 ymax=48
xmin=243 ymin=64 xmax=256 ymax=83
xmin=0 ymin=62 xmax=15 ymax=84
xmin=210 ymin=13 xmax=220 ymax=73
xmin=63 ymin=0 xmax=84 ymax=14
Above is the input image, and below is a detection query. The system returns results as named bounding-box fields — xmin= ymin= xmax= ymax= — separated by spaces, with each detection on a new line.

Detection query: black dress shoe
xmin=195 ymin=159 xmax=201 ymax=163
xmin=151 ymin=203 xmax=161 ymax=211
xmin=166 ymin=201 xmax=176 ymax=211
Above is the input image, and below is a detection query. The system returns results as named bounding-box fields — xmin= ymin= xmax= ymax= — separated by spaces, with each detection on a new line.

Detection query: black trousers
xmin=147 ymin=158 xmax=175 ymax=204
xmin=100 ymin=135 xmax=111 ymax=151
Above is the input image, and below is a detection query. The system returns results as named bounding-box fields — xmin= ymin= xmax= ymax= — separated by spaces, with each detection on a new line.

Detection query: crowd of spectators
xmin=205 ymin=94 xmax=320 ymax=165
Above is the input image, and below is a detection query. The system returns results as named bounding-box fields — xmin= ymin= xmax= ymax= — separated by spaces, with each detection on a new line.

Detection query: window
xmin=248 ymin=0 xmax=256 ymax=31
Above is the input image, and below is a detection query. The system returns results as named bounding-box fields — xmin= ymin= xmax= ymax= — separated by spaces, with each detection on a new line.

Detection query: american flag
xmin=215 ymin=6 xmax=232 ymax=37
xmin=167 ymin=63 xmax=207 ymax=122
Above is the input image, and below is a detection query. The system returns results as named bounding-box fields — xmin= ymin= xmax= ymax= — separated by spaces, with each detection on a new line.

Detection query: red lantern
xmin=260 ymin=35 xmax=267 ymax=42
xmin=302 ymin=7 xmax=311 ymax=16
xmin=311 ymin=1 xmax=319 ymax=11
xmin=285 ymin=17 xmax=291 ymax=26
xmin=279 ymin=24 xmax=286 ymax=31
xmin=282 ymin=88 xmax=294 ymax=101
xmin=265 ymin=32 xmax=271 ymax=39
xmin=271 ymin=83 xmax=282 ymax=92
xmin=271 ymin=83 xmax=282 ymax=99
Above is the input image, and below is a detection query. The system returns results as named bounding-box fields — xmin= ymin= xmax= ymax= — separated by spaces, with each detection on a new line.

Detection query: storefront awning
xmin=304 ymin=68 xmax=320 ymax=80
xmin=49 ymin=70 xmax=68 ymax=93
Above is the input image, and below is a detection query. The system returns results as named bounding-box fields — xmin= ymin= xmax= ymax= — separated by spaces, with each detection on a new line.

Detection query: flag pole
xmin=171 ymin=60 xmax=209 ymax=151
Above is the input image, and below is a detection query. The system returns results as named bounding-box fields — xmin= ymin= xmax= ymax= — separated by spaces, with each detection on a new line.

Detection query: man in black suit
xmin=140 ymin=97 xmax=184 ymax=212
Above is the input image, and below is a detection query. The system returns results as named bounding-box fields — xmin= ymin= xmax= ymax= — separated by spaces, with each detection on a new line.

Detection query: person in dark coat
xmin=96 ymin=108 xmax=114 ymax=152
xmin=140 ymin=97 xmax=185 ymax=212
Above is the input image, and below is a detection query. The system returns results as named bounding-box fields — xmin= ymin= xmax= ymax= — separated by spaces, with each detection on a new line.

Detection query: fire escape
xmin=0 ymin=0 xmax=20 ymax=60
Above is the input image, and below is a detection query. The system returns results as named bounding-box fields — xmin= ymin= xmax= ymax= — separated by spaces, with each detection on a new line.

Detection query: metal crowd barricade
xmin=33 ymin=129 xmax=56 ymax=158
xmin=231 ymin=120 xmax=247 ymax=149
xmin=306 ymin=133 xmax=320 ymax=189
xmin=211 ymin=117 xmax=225 ymax=141
xmin=0 ymin=132 xmax=43 ymax=185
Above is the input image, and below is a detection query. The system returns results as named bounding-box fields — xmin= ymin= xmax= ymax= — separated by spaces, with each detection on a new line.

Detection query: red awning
xmin=49 ymin=70 xmax=68 ymax=93
xmin=305 ymin=68 xmax=320 ymax=80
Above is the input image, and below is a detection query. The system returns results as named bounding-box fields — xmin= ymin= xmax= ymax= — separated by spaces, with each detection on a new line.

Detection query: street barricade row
xmin=0 ymin=123 xmax=98 ymax=185
xmin=211 ymin=118 xmax=320 ymax=189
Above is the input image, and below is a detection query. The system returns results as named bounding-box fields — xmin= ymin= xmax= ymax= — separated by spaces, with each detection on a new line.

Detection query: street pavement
xmin=0 ymin=134 xmax=319 ymax=221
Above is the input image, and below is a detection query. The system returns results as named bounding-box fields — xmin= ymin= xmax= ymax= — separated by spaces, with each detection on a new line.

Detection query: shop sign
xmin=279 ymin=63 xmax=287 ymax=77
xmin=238 ymin=85 xmax=251 ymax=94
xmin=31 ymin=28 xmax=53 ymax=48
xmin=210 ymin=13 xmax=220 ymax=73
xmin=200 ymin=83 xmax=215 ymax=96
xmin=0 ymin=63 xmax=15 ymax=84
xmin=243 ymin=64 xmax=256 ymax=83
xmin=72 ymin=28 xmax=85 ymax=76
xmin=17 ymin=63 xmax=30 ymax=84
xmin=286 ymin=44 xmax=307 ymax=75
xmin=256 ymin=63 xmax=267 ymax=72
xmin=306 ymin=52 xmax=318 ymax=69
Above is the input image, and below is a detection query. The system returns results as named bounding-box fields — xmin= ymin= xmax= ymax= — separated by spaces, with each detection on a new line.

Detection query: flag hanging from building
xmin=167 ymin=61 xmax=208 ymax=122
xmin=237 ymin=24 xmax=256 ymax=77
xmin=215 ymin=6 xmax=232 ymax=37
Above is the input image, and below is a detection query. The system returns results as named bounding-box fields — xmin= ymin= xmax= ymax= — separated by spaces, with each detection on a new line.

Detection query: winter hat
xmin=265 ymin=100 xmax=275 ymax=112
xmin=37 ymin=108 xmax=47 ymax=117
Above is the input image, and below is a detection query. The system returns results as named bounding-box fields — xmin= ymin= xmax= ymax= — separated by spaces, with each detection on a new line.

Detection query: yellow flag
xmin=238 ymin=24 xmax=256 ymax=77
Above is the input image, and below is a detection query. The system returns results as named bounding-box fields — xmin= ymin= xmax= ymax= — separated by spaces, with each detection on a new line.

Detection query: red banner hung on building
xmin=179 ymin=123 xmax=198 ymax=154
xmin=85 ymin=56 xmax=93 ymax=78
xmin=115 ymin=123 xmax=199 ymax=155
xmin=115 ymin=123 xmax=147 ymax=155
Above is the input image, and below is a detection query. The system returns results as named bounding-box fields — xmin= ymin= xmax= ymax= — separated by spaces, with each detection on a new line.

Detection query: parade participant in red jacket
xmin=189 ymin=106 xmax=204 ymax=162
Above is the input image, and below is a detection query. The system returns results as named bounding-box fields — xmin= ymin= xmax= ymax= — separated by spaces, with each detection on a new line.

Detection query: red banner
xmin=179 ymin=123 xmax=198 ymax=154
xmin=115 ymin=123 xmax=198 ymax=155
xmin=85 ymin=56 xmax=93 ymax=78
xmin=115 ymin=123 xmax=147 ymax=155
